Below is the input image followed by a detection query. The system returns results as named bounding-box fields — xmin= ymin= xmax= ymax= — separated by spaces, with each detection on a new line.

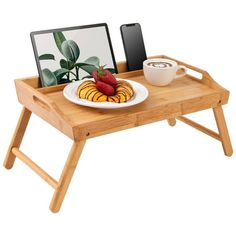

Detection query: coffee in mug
xmin=143 ymin=58 xmax=187 ymax=86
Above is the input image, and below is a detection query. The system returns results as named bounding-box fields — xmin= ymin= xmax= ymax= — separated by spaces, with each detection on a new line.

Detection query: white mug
xmin=143 ymin=58 xmax=187 ymax=86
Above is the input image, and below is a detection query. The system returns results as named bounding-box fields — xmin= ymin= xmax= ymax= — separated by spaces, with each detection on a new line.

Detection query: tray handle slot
xmin=15 ymin=78 xmax=74 ymax=131
xmin=185 ymin=68 xmax=203 ymax=80
xmin=31 ymin=85 xmax=72 ymax=125
xmin=179 ymin=62 xmax=207 ymax=81
xmin=15 ymin=79 xmax=59 ymax=113
xmin=29 ymin=85 xmax=57 ymax=112
xmin=161 ymin=55 xmax=208 ymax=79
xmin=33 ymin=95 xmax=51 ymax=111
xmin=161 ymin=55 xmax=227 ymax=91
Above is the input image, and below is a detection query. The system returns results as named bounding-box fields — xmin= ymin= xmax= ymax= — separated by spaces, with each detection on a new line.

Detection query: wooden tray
xmin=14 ymin=55 xmax=229 ymax=141
xmin=4 ymin=55 xmax=233 ymax=213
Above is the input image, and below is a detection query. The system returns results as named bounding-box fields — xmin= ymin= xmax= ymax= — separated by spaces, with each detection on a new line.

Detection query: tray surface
xmin=44 ymin=74 xmax=219 ymax=125
xmin=15 ymin=55 xmax=229 ymax=140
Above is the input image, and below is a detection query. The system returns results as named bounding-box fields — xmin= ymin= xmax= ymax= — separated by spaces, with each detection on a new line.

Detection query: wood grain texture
xmin=213 ymin=106 xmax=233 ymax=156
xmin=50 ymin=140 xmax=86 ymax=213
xmin=14 ymin=55 xmax=229 ymax=142
xmin=167 ymin=118 xmax=177 ymax=126
xmin=4 ymin=107 xmax=31 ymax=169
xmin=11 ymin=147 xmax=58 ymax=188
xmin=6 ymin=55 xmax=232 ymax=213
xmin=177 ymin=116 xmax=221 ymax=140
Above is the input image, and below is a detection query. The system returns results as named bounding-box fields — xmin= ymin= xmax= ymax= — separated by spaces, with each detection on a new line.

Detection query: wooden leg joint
xmin=167 ymin=118 xmax=177 ymax=126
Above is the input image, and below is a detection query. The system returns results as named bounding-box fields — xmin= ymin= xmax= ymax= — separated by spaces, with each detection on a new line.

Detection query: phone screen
xmin=120 ymin=23 xmax=147 ymax=71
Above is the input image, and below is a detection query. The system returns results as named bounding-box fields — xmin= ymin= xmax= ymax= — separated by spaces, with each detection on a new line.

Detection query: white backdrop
xmin=1 ymin=0 xmax=236 ymax=235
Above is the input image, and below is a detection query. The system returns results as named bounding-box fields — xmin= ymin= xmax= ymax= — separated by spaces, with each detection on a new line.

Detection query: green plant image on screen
xmin=38 ymin=32 xmax=115 ymax=86
xmin=31 ymin=24 xmax=117 ymax=87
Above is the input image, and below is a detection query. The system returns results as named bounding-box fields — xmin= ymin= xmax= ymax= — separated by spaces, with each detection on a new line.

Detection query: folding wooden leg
xmin=4 ymin=107 xmax=31 ymax=169
xmin=176 ymin=105 xmax=232 ymax=157
xmin=213 ymin=106 xmax=233 ymax=157
xmin=50 ymin=140 xmax=86 ymax=213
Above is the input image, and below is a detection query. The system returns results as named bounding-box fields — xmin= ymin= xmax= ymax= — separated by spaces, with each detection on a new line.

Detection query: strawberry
xmin=96 ymin=80 xmax=115 ymax=96
xmin=92 ymin=66 xmax=117 ymax=87
xmin=92 ymin=70 xmax=99 ymax=83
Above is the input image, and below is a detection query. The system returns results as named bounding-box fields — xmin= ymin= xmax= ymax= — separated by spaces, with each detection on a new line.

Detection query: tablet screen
xmin=31 ymin=23 xmax=117 ymax=87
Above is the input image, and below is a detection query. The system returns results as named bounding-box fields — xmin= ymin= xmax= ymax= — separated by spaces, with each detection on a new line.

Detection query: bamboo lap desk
xmin=4 ymin=55 xmax=233 ymax=213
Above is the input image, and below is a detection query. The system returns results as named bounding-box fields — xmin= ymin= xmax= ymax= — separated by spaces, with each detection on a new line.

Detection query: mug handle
xmin=174 ymin=65 xmax=187 ymax=79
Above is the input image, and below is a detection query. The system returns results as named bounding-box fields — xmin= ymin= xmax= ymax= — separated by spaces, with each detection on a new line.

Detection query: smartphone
xmin=120 ymin=23 xmax=147 ymax=71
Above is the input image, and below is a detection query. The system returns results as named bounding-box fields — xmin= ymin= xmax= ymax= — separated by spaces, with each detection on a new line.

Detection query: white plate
xmin=63 ymin=78 xmax=149 ymax=109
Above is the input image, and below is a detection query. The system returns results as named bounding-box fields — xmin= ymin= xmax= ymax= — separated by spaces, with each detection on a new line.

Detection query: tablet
xmin=31 ymin=23 xmax=117 ymax=87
